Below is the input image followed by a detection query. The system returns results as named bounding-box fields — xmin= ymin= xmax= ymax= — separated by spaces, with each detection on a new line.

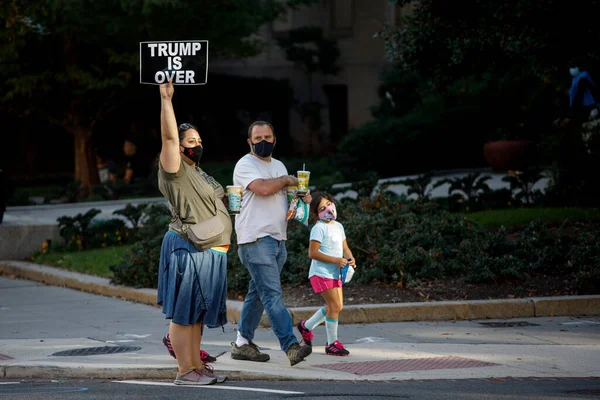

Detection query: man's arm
xmin=247 ymin=175 xmax=297 ymax=196
xmin=158 ymin=82 xmax=181 ymax=174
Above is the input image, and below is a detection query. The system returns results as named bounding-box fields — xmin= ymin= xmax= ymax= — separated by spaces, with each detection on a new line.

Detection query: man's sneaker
xmin=296 ymin=320 xmax=313 ymax=346
xmin=325 ymin=340 xmax=350 ymax=356
xmin=201 ymin=364 xmax=227 ymax=383
xmin=230 ymin=341 xmax=270 ymax=362
xmin=163 ymin=334 xmax=217 ymax=363
xmin=174 ymin=368 xmax=216 ymax=385
xmin=286 ymin=342 xmax=312 ymax=366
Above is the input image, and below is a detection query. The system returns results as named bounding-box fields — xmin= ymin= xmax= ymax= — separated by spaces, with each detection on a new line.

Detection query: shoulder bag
xmin=169 ymin=193 xmax=225 ymax=251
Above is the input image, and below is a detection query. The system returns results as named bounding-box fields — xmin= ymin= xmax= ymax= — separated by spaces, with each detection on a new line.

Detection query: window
xmin=330 ymin=0 xmax=353 ymax=36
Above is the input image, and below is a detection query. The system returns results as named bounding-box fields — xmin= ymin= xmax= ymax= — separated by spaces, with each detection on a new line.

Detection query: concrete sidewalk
xmin=0 ymin=276 xmax=598 ymax=382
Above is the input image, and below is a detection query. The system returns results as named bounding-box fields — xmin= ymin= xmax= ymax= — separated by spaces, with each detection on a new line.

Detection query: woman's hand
xmin=160 ymin=81 xmax=174 ymax=100
xmin=347 ymin=257 xmax=356 ymax=267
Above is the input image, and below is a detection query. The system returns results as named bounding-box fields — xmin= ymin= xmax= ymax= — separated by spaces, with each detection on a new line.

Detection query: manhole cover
xmin=315 ymin=356 xmax=498 ymax=375
xmin=52 ymin=346 xmax=141 ymax=356
xmin=479 ymin=321 xmax=540 ymax=328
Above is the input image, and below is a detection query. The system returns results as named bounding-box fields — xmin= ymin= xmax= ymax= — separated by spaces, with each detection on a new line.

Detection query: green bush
xmin=109 ymin=203 xmax=170 ymax=287
xmin=106 ymin=192 xmax=600 ymax=296
xmin=110 ymin=234 xmax=163 ymax=288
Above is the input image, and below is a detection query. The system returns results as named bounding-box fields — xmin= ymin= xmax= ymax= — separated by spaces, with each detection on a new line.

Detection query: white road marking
xmin=561 ymin=320 xmax=600 ymax=325
xmin=0 ymin=382 xmax=20 ymax=385
xmin=119 ymin=334 xmax=151 ymax=338
xmin=355 ymin=337 xmax=387 ymax=343
xmin=116 ymin=380 xmax=304 ymax=394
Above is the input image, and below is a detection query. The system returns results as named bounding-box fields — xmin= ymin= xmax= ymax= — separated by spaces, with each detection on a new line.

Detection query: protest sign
xmin=139 ymin=40 xmax=208 ymax=85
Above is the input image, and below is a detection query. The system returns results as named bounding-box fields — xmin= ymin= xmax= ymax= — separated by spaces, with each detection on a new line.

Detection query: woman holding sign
xmin=156 ymin=81 xmax=232 ymax=386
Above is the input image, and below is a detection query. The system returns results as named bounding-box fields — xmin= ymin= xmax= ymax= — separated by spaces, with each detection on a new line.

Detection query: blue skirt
xmin=157 ymin=231 xmax=228 ymax=328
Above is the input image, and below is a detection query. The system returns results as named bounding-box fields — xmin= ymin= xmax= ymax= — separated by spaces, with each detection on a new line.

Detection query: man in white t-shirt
xmin=230 ymin=121 xmax=313 ymax=367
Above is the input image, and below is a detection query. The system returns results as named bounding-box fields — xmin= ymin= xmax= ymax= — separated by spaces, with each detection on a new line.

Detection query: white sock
xmin=325 ymin=318 xmax=338 ymax=344
xmin=235 ymin=330 xmax=249 ymax=347
xmin=304 ymin=307 xmax=327 ymax=331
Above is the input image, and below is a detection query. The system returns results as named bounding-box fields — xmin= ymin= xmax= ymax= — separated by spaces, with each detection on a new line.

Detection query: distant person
xmin=122 ymin=139 xmax=139 ymax=184
xmin=96 ymin=151 xmax=118 ymax=184
xmin=554 ymin=63 xmax=600 ymax=127
xmin=296 ymin=192 xmax=356 ymax=356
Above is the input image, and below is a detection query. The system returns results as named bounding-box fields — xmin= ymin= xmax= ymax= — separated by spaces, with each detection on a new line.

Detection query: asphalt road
xmin=1 ymin=378 xmax=599 ymax=399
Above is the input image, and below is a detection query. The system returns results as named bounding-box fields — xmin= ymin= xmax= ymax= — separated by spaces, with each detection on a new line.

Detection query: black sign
xmin=139 ymin=40 xmax=208 ymax=85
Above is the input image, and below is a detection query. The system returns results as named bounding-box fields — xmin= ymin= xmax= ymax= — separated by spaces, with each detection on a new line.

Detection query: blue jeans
xmin=237 ymin=236 xmax=296 ymax=351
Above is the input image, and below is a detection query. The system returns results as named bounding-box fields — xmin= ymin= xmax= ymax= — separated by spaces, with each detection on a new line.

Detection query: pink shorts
xmin=310 ymin=275 xmax=342 ymax=293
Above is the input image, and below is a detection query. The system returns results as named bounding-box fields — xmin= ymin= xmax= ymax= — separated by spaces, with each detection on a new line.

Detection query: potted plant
xmin=483 ymin=124 xmax=534 ymax=171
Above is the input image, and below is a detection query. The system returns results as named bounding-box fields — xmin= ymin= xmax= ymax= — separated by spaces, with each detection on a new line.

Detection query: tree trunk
xmin=73 ymin=128 xmax=99 ymax=192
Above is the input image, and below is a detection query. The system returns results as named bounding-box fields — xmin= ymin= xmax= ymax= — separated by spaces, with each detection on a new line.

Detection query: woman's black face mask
xmin=182 ymin=145 xmax=203 ymax=163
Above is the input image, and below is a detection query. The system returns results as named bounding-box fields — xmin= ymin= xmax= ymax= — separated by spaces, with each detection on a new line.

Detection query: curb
xmin=0 ymin=364 xmax=304 ymax=381
xmin=0 ymin=365 xmax=317 ymax=381
xmin=2 ymin=260 xmax=599 ymax=326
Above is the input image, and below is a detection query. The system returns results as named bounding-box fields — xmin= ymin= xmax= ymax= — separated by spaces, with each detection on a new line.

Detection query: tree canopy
xmin=379 ymin=0 xmax=600 ymax=88
xmin=1 ymin=0 xmax=315 ymax=187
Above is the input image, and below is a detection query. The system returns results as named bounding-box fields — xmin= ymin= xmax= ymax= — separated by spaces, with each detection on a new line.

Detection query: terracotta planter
xmin=483 ymin=140 xmax=534 ymax=171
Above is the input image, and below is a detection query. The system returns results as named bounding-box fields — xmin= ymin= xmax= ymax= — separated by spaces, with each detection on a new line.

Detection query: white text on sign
xmin=149 ymin=42 xmax=203 ymax=84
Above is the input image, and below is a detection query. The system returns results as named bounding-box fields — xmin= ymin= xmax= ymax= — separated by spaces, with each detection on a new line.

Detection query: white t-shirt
xmin=233 ymin=153 xmax=289 ymax=244
xmin=308 ymin=220 xmax=346 ymax=279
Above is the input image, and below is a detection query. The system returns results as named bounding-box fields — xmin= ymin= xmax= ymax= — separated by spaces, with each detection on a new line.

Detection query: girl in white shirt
xmin=296 ymin=192 xmax=356 ymax=356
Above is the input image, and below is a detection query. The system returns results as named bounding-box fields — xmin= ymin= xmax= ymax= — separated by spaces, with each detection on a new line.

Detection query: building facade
xmin=211 ymin=0 xmax=413 ymax=155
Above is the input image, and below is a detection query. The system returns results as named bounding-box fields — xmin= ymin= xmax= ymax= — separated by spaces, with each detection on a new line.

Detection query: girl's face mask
xmin=318 ymin=203 xmax=337 ymax=222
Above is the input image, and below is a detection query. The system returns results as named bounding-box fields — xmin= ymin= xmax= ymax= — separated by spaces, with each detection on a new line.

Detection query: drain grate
xmin=315 ymin=356 xmax=499 ymax=375
xmin=52 ymin=346 xmax=141 ymax=357
xmin=479 ymin=321 xmax=540 ymax=328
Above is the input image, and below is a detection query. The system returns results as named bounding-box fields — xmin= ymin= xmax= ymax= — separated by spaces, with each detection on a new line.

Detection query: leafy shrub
xmin=87 ymin=218 xmax=129 ymax=248
xmin=109 ymin=203 xmax=170 ymax=287
xmin=110 ymin=234 xmax=163 ymax=288
xmin=106 ymin=192 xmax=600 ymax=297
xmin=57 ymin=209 xmax=101 ymax=250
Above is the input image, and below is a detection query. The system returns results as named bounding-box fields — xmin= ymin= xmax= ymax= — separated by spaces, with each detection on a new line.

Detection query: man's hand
xmin=302 ymin=189 xmax=312 ymax=204
xmin=222 ymin=195 xmax=229 ymax=210
xmin=287 ymin=175 xmax=298 ymax=186
xmin=160 ymin=81 xmax=174 ymax=100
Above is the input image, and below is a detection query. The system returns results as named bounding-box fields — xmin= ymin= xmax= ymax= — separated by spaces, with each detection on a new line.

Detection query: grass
xmin=31 ymin=245 xmax=132 ymax=278
xmin=463 ymin=207 xmax=600 ymax=227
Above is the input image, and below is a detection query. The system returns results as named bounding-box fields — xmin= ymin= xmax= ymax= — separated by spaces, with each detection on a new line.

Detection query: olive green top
xmin=158 ymin=159 xmax=232 ymax=247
